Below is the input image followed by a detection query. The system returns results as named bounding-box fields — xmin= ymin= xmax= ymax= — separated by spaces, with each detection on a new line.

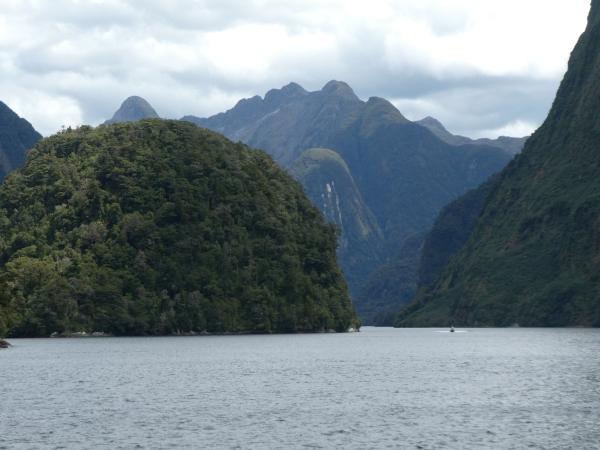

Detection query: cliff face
xmin=290 ymin=148 xmax=384 ymax=298
xmin=397 ymin=2 xmax=600 ymax=327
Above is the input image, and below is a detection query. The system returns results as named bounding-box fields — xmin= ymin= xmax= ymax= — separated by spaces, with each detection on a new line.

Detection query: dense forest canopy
xmin=0 ymin=120 xmax=358 ymax=337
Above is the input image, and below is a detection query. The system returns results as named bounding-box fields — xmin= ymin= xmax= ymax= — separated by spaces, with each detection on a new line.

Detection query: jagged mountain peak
xmin=366 ymin=96 xmax=408 ymax=120
xmin=264 ymin=82 xmax=308 ymax=105
xmin=359 ymin=97 xmax=409 ymax=136
xmin=417 ymin=116 xmax=449 ymax=133
xmin=321 ymin=80 xmax=359 ymax=100
xmin=104 ymin=96 xmax=159 ymax=124
xmin=278 ymin=81 xmax=307 ymax=96
xmin=231 ymin=95 xmax=262 ymax=111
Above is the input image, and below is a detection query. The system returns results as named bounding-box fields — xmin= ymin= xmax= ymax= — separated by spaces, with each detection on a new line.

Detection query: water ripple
xmin=1 ymin=328 xmax=599 ymax=449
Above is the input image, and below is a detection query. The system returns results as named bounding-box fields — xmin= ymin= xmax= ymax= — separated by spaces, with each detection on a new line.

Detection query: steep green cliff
xmin=397 ymin=2 xmax=600 ymax=327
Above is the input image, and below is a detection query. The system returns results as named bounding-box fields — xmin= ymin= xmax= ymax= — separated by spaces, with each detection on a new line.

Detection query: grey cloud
xmin=0 ymin=0 xmax=588 ymax=137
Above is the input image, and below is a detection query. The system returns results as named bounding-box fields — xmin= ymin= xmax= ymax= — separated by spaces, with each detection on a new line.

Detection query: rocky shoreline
xmin=50 ymin=331 xmax=112 ymax=338
xmin=0 ymin=339 xmax=11 ymax=348
xmin=46 ymin=328 xmax=360 ymax=338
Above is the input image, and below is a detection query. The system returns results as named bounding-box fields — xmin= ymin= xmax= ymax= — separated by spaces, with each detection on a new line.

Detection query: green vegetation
xmin=0 ymin=120 xmax=358 ymax=337
xmin=397 ymin=3 xmax=600 ymax=327
xmin=416 ymin=176 xmax=499 ymax=289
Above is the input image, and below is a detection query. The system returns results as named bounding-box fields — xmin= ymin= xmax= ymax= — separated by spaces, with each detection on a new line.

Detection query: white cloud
xmin=3 ymin=89 xmax=83 ymax=136
xmin=0 ymin=0 xmax=591 ymax=136
xmin=477 ymin=120 xmax=539 ymax=139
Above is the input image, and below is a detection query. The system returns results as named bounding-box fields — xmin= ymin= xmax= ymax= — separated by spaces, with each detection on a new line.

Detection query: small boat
xmin=450 ymin=326 xmax=455 ymax=333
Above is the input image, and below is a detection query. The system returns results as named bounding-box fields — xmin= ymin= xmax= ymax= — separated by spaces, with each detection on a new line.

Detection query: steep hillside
xmin=0 ymin=120 xmax=357 ymax=337
xmin=417 ymin=176 xmax=499 ymax=289
xmin=290 ymin=148 xmax=383 ymax=294
xmin=0 ymin=101 xmax=42 ymax=179
xmin=331 ymin=111 xmax=510 ymax=255
xmin=359 ymin=176 xmax=497 ymax=326
xmin=397 ymin=2 xmax=600 ymax=327
xmin=105 ymin=96 xmax=159 ymax=124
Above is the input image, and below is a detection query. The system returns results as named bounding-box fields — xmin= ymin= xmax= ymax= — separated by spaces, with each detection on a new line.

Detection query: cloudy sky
xmin=0 ymin=0 xmax=591 ymax=137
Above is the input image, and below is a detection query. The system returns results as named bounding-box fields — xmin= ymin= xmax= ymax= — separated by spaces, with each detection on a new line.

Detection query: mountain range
xmin=396 ymin=1 xmax=600 ymax=327
xmin=181 ymin=81 xmax=523 ymax=322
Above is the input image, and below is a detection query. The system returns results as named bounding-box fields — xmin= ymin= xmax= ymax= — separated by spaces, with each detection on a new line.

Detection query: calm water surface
xmin=1 ymin=328 xmax=599 ymax=449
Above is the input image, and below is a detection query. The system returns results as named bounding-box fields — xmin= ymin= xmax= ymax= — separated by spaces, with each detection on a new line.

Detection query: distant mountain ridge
xmin=0 ymin=101 xmax=42 ymax=179
xmin=416 ymin=116 xmax=527 ymax=155
xmin=184 ymin=81 xmax=518 ymax=322
xmin=183 ymin=80 xmax=410 ymax=167
xmin=104 ymin=96 xmax=159 ymax=124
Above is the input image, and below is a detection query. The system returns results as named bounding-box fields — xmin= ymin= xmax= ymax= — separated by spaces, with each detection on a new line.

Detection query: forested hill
xmin=0 ymin=120 xmax=358 ymax=337
xmin=397 ymin=1 xmax=600 ymax=327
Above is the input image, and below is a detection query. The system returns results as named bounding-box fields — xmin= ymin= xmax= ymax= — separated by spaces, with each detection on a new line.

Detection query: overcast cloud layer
xmin=0 ymin=0 xmax=590 ymax=137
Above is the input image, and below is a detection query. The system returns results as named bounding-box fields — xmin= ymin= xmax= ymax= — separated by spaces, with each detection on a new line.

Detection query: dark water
xmin=1 ymin=328 xmax=599 ymax=449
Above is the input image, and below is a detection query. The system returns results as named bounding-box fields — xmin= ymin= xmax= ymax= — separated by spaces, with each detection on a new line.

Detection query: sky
xmin=0 ymin=0 xmax=591 ymax=137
